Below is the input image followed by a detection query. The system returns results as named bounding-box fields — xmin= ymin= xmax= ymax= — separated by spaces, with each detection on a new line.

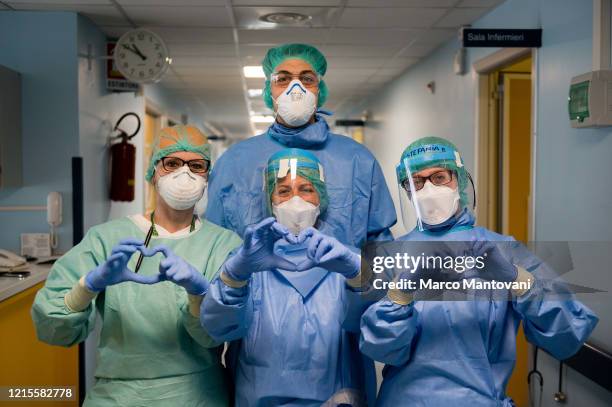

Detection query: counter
xmin=0 ymin=262 xmax=52 ymax=302
xmin=0 ymin=260 xmax=79 ymax=405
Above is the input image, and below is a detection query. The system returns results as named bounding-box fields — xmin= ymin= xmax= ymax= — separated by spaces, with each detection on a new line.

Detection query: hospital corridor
xmin=0 ymin=0 xmax=611 ymax=406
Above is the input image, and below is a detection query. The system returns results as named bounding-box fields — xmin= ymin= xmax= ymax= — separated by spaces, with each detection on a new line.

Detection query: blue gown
xmin=359 ymin=210 xmax=598 ymax=407
xmin=205 ymin=116 xmax=396 ymax=247
xmin=201 ymin=240 xmax=376 ymax=407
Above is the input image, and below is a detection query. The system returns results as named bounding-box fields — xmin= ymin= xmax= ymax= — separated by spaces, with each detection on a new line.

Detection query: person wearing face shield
xmin=201 ymin=148 xmax=376 ymax=407
xmin=358 ymin=137 xmax=598 ymax=407
xmin=31 ymin=125 xmax=242 ymax=406
xmin=205 ymin=43 xmax=396 ymax=249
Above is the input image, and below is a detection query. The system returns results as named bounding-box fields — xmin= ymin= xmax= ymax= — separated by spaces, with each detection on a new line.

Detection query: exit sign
xmin=463 ymin=29 xmax=542 ymax=48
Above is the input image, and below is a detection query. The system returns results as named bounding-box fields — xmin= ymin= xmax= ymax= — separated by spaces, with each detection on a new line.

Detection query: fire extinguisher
xmin=109 ymin=112 xmax=140 ymax=202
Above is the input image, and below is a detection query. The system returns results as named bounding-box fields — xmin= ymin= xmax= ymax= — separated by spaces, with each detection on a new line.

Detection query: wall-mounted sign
xmin=106 ymin=42 xmax=139 ymax=92
xmin=463 ymin=28 xmax=542 ymax=48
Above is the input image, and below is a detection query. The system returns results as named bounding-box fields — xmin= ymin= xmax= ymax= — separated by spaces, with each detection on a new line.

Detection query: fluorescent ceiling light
xmin=250 ymin=115 xmax=275 ymax=123
xmin=243 ymin=66 xmax=265 ymax=78
xmin=248 ymin=88 xmax=263 ymax=97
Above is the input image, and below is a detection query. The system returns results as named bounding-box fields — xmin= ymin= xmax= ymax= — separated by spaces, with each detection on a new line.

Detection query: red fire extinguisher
xmin=109 ymin=112 xmax=140 ymax=202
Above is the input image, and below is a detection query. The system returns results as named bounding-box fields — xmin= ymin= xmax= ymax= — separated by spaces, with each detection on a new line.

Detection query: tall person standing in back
xmin=206 ymin=43 xmax=396 ymax=248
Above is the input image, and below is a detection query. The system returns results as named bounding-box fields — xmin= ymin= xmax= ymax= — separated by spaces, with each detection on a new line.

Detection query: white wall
xmin=0 ymin=11 xmax=79 ymax=253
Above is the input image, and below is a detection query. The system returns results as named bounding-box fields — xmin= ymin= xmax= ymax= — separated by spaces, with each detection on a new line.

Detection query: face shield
xmin=396 ymin=144 xmax=475 ymax=232
xmin=264 ymin=150 xmax=327 ymax=235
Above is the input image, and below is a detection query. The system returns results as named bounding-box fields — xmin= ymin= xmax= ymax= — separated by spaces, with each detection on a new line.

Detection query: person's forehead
xmin=414 ymin=166 xmax=448 ymax=176
xmin=275 ymin=58 xmax=314 ymax=73
xmin=165 ymin=151 xmax=204 ymax=160
xmin=276 ymin=174 xmax=311 ymax=185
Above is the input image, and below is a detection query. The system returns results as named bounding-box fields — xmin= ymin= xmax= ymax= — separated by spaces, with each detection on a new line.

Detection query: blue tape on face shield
xmin=403 ymin=144 xmax=463 ymax=169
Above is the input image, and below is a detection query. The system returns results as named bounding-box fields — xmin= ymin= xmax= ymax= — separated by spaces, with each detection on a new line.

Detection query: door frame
xmin=473 ymin=47 xmax=538 ymax=241
xmin=144 ymin=100 xmax=163 ymax=214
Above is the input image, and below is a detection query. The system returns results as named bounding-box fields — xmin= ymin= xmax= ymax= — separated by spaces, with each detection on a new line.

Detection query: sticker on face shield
xmin=277 ymin=159 xmax=291 ymax=178
xmin=290 ymin=158 xmax=297 ymax=180
xmin=455 ymin=151 xmax=464 ymax=167
xmin=275 ymin=158 xmax=299 ymax=179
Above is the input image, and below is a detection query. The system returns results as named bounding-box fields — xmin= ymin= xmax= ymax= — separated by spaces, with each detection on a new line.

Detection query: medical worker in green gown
xmin=32 ymin=125 xmax=242 ymax=406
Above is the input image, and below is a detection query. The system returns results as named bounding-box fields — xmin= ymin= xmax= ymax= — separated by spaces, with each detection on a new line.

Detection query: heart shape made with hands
xmin=108 ymin=238 xmax=192 ymax=284
xmin=279 ymin=226 xmax=357 ymax=274
xmin=99 ymin=240 xmax=209 ymax=295
xmin=260 ymin=221 xmax=328 ymax=272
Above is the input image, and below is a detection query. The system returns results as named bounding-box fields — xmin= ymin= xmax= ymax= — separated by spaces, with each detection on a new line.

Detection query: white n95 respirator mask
xmin=157 ymin=166 xmax=207 ymax=211
xmin=414 ymin=181 xmax=460 ymax=225
xmin=274 ymin=80 xmax=317 ymax=127
xmin=272 ymin=195 xmax=320 ymax=235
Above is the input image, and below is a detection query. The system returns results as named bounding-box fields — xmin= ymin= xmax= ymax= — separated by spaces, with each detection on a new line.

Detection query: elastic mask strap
xmin=467 ymin=172 xmax=476 ymax=210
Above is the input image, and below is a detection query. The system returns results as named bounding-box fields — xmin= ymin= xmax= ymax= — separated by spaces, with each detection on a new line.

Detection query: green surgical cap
xmin=145 ymin=125 xmax=211 ymax=182
xmin=397 ymin=136 xmax=470 ymax=206
xmin=265 ymin=148 xmax=329 ymax=214
xmin=262 ymin=43 xmax=329 ymax=109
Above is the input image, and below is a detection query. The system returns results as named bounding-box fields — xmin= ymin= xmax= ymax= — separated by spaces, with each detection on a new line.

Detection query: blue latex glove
xmin=472 ymin=240 xmax=518 ymax=282
xmin=223 ymin=217 xmax=298 ymax=281
xmin=85 ymin=238 xmax=162 ymax=292
xmin=146 ymin=245 xmax=209 ymax=295
xmin=294 ymin=228 xmax=360 ymax=278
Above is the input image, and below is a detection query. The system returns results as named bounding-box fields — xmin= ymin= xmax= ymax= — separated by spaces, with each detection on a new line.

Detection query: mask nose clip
xmin=285 ymin=80 xmax=307 ymax=95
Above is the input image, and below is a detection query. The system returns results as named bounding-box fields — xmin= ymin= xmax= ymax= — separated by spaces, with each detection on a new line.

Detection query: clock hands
xmin=132 ymin=44 xmax=147 ymax=61
xmin=121 ymin=43 xmax=147 ymax=61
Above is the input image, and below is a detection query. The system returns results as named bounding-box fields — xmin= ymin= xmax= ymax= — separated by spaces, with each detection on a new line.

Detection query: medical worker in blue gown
xmin=205 ymin=43 xmax=396 ymax=247
xmin=359 ymin=136 xmax=598 ymax=407
xmin=201 ymin=148 xmax=375 ymax=407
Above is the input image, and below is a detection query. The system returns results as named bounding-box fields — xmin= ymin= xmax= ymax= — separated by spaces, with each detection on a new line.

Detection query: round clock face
xmin=114 ymin=29 xmax=170 ymax=84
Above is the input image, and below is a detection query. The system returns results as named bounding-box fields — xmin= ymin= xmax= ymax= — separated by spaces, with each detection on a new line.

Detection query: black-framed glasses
xmin=270 ymin=71 xmax=320 ymax=88
xmin=403 ymin=169 xmax=455 ymax=192
xmin=160 ymin=157 xmax=210 ymax=174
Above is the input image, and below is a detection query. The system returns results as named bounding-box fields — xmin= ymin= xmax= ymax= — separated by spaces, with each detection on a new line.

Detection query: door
xmin=501 ymin=72 xmax=532 ymax=242
xmin=478 ymin=54 xmax=532 ymax=407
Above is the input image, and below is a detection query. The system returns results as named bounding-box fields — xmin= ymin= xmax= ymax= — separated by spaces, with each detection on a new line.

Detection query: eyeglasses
xmin=160 ymin=157 xmax=210 ymax=174
xmin=270 ymin=71 xmax=320 ymax=88
xmin=274 ymin=183 xmax=317 ymax=199
xmin=403 ymin=170 xmax=455 ymax=192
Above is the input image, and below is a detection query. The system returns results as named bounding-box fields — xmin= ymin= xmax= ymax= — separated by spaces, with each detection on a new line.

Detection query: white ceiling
xmin=1 ymin=0 xmax=505 ymax=138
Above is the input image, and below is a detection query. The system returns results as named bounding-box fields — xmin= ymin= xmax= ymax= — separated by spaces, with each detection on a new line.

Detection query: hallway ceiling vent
xmin=259 ymin=12 xmax=311 ymax=25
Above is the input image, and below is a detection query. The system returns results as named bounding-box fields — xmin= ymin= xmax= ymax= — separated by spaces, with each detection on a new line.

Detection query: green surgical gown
xmin=31 ymin=216 xmax=242 ymax=406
